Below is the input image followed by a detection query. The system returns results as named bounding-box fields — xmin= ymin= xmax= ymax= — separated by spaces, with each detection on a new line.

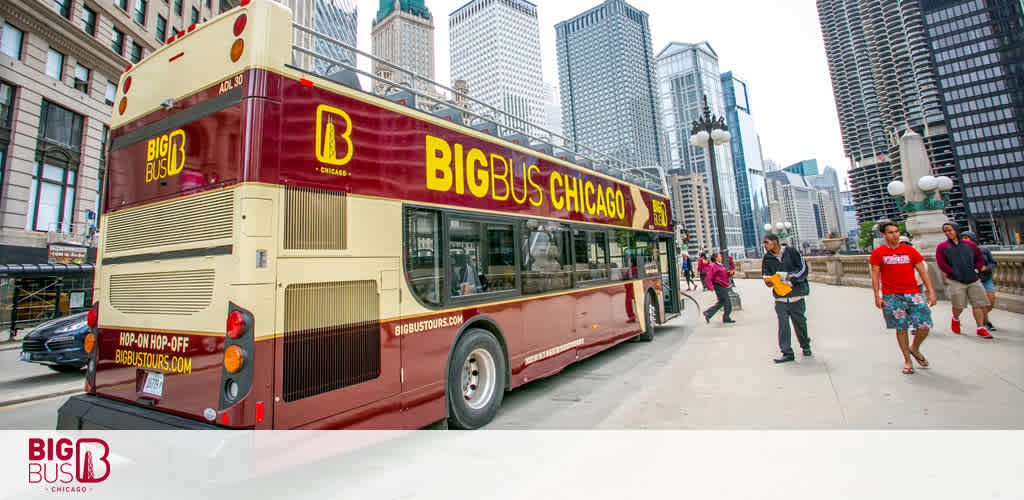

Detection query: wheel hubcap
xmin=648 ymin=301 xmax=657 ymax=328
xmin=461 ymin=348 xmax=496 ymax=410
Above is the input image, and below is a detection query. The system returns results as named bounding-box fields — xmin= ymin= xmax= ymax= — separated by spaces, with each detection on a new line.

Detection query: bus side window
xmin=522 ymin=221 xmax=571 ymax=294
xmin=404 ymin=208 xmax=443 ymax=306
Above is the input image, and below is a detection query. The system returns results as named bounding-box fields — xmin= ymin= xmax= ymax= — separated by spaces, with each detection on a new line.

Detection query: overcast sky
xmin=354 ymin=0 xmax=850 ymax=188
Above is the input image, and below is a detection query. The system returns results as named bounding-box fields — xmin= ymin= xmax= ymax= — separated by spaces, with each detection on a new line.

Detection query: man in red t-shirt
xmin=870 ymin=221 xmax=937 ymax=375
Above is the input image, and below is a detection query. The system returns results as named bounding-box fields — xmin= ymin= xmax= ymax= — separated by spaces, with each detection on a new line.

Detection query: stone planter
xmin=822 ymin=238 xmax=843 ymax=254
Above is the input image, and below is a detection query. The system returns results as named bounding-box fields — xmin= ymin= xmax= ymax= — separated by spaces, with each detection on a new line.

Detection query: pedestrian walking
xmin=697 ymin=252 xmax=710 ymax=291
xmin=935 ymin=222 xmax=992 ymax=338
xmin=681 ymin=253 xmax=696 ymax=291
xmin=960 ymin=231 xmax=998 ymax=331
xmin=870 ymin=221 xmax=937 ymax=375
xmin=761 ymin=234 xmax=811 ymax=363
xmin=702 ymin=252 xmax=735 ymax=324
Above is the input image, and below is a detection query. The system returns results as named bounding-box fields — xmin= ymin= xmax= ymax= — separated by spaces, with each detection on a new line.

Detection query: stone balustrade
xmin=735 ymin=251 xmax=1024 ymax=313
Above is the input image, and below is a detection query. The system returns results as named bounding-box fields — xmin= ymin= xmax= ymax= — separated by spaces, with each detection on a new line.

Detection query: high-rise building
xmin=541 ymin=81 xmax=562 ymax=139
xmin=807 ymin=166 xmax=846 ymax=236
xmin=721 ymin=72 xmax=770 ymax=255
xmin=841 ymin=190 xmax=859 ymax=240
xmin=284 ymin=0 xmax=358 ymax=77
xmin=656 ymin=41 xmax=743 ymax=255
xmin=1 ymin=0 xmax=226 ymax=325
xmin=783 ymin=159 xmax=820 ymax=177
xmin=765 ymin=171 xmax=820 ymax=250
xmin=669 ymin=173 xmax=713 ymax=252
xmin=450 ymin=0 xmax=543 ymax=133
xmin=817 ymin=0 xmax=964 ymax=227
xmin=920 ymin=0 xmax=1024 ymax=244
xmin=372 ymin=0 xmax=434 ymax=95
xmin=555 ymin=0 xmax=665 ymax=168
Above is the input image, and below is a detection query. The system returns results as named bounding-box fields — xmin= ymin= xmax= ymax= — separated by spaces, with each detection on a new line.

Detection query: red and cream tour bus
xmin=58 ymin=0 xmax=681 ymax=430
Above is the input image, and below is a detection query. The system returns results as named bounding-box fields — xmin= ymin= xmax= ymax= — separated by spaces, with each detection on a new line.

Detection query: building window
xmin=205 ymin=0 xmax=210 ymax=8
xmin=0 ymin=81 xmax=14 ymax=207
xmin=130 ymin=41 xmax=142 ymax=63
xmin=111 ymin=27 xmax=124 ymax=54
xmin=46 ymin=48 xmax=65 ymax=81
xmin=54 ymin=0 xmax=73 ymax=19
xmin=117 ymin=0 xmax=127 ymax=10
xmin=82 ymin=7 xmax=97 ymax=35
xmin=156 ymin=15 xmax=166 ymax=42
xmin=73 ymin=64 xmax=89 ymax=93
xmin=1 ymin=23 xmax=24 ymax=60
xmin=28 ymin=101 xmax=83 ymax=233
xmin=134 ymin=0 xmax=147 ymax=25
xmin=191 ymin=7 xmax=199 ymax=24
xmin=173 ymin=0 xmax=182 ymax=16
xmin=105 ymin=80 xmax=116 ymax=105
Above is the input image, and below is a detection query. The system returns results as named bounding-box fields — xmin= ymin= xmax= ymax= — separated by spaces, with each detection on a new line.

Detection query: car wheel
xmin=447 ymin=328 xmax=506 ymax=430
xmin=48 ymin=365 xmax=84 ymax=373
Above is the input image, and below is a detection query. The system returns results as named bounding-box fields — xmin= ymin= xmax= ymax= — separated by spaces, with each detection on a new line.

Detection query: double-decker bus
xmin=58 ymin=0 xmax=681 ymax=430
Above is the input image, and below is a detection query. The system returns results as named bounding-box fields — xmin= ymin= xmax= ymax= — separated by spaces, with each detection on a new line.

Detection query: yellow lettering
xmin=454 ymin=143 xmax=465 ymax=195
xmin=146 ymin=139 xmax=156 ymax=161
xmin=584 ymin=181 xmax=595 ymax=215
xmin=490 ymin=154 xmax=510 ymax=201
xmin=167 ymin=130 xmax=185 ymax=176
xmin=565 ymin=176 xmax=580 ymax=213
xmin=616 ymin=190 xmax=626 ymax=220
xmin=527 ymin=165 xmax=544 ymax=207
xmin=425 ymin=135 xmax=453 ymax=192
xmin=596 ymin=185 xmax=607 ymax=217
xmin=466 ymin=148 xmax=488 ymax=198
xmin=510 ymin=162 xmax=529 ymax=204
xmin=550 ymin=172 xmax=565 ymax=210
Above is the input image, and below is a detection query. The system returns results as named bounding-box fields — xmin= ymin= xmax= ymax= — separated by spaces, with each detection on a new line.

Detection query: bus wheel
xmin=637 ymin=293 xmax=656 ymax=342
xmin=447 ymin=328 xmax=506 ymax=429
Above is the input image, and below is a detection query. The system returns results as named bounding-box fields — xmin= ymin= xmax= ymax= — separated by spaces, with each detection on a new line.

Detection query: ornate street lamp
xmin=690 ymin=95 xmax=740 ymax=310
xmin=764 ymin=221 xmax=793 ymax=241
xmin=887 ymin=175 xmax=954 ymax=213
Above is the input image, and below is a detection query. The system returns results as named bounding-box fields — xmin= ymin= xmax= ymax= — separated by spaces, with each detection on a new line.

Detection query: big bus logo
xmin=315 ymin=104 xmax=354 ymax=166
xmin=28 ymin=438 xmax=111 ymax=488
xmin=651 ymin=199 xmax=668 ymax=227
xmin=145 ymin=129 xmax=186 ymax=183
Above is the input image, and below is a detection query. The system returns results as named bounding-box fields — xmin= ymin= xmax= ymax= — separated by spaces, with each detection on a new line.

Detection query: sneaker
xmin=951 ymin=318 xmax=961 ymax=334
xmin=802 ymin=349 xmax=812 ymax=356
xmin=985 ymin=321 xmax=998 ymax=331
xmin=773 ymin=355 xmax=795 ymax=364
xmin=976 ymin=327 xmax=993 ymax=339
xmin=723 ymin=318 xmax=736 ymax=324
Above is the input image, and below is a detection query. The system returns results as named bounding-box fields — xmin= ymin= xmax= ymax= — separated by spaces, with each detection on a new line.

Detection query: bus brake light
xmin=87 ymin=306 xmax=98 ymax=328
xmin=233 ymin=14 xmax=247 ymax=36
xmin=122 ymin=76 xmax=132 ymax=93
xmin=226 ymin=311 xmax=246 ymax=338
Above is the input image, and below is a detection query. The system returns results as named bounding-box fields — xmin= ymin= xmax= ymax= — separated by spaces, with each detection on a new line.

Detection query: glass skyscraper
xmin=721 ymin=71 xmax=769 ymax=255
xmin=555 ymin=0 xmax=666 ymax=168
xmin=657 ymin=41 xmax=743 ymax=256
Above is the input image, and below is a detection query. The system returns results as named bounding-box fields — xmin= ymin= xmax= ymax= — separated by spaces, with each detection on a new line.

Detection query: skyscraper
xmin=555 ymin=0 xmax=665 ymax=168
xmin=656 ymin=41 xmax=743 ymax=255
xmin=372 ymin=0 xmax=434 ymax=95
xmin=920 ymin=0 xmax=1024 ymax=243
xmin=765 ymin=171 xmax=820 ymax=250
xmin=817 ymin=0 xmax=964 ymax=227
xmin=721 ymin=71 xmax=769 ymax=255
xmin=283 ymin=0 xmax=358 ymax=77
xmin=450 ymin=0 xmax=543 ymax=132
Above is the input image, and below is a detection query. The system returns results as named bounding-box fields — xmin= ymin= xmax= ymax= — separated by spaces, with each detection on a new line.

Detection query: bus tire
xmin=637 ymin=292 xmax=656 ymax=342
xmin=447 ymin=328 xmax=506 ymax=430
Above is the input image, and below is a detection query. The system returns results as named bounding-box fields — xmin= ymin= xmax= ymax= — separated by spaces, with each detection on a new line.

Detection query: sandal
xmin=909 ymin=350 xmax=929 ymax=368
xmin=902 ymin=367 xmax=915 ymax=374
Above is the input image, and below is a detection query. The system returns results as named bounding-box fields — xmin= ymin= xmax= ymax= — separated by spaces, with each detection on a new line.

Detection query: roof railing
xmin=289 ymin=22 xmax=667 ymax=195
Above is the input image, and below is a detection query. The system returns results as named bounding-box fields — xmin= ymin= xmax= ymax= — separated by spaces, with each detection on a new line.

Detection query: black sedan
xmin=19 ymin=312 xmax=89 ymax=373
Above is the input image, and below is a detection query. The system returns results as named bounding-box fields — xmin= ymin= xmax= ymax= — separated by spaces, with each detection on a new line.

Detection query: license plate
xmin=141 ymin=372 xmax=164 ymax=398
xmin=19 ymin=352 xmax=31 ymax=361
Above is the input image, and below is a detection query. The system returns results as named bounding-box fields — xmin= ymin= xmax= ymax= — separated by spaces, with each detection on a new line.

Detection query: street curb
xmin=0 ymin=388 xmax=83 ymax=408
xmin=0 ymin=342 xmax=24 ymax=352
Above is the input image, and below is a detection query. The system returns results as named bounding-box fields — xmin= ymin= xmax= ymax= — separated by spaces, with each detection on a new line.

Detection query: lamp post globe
xmin=887 ymin=180 xmax=906 ymax=197
xmin=917 ymin=175 xmax=937 ymax=192
xmin=764 ymin=223 xmax=773 ymax=232
xmin=936 ymin=175 xmax=954 ymax=192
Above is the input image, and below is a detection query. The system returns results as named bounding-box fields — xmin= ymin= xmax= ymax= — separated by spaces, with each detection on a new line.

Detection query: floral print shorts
xmin=882 ymin=293 xmax=934 ymax=331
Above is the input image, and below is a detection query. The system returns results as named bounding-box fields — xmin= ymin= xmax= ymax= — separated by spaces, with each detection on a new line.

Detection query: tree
xmin=858 ymin=221 xmax=875 ymax=251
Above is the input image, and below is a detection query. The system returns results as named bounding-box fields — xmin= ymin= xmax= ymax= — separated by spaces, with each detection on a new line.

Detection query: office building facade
xmin=920 ymin=0 xmax=1024 ymax=244
xmin=765 ymin=171 xmax=820 ymax=250
xmin=372 ymin=0 xmax=434 ymax=94
xmin=283 ymin=0 xmax=357 ymax=77
xmin=450 ymin=0 xmax=543 ymax=132
xmin=817 ymin=0 xmax=964 ymax=228
xmin=721 ymin=71 xmax=769 ymax=255
xmin=669 ymin=173 xmax=713 ymax=253
xmin=656 ymin=41 xmax=743 ymax=255
xmin=555 ymin=0 xmax=665 ymax=167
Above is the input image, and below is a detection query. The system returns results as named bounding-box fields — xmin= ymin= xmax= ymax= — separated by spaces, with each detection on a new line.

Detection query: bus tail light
xmin=230 ymin=39 xmax=245 ymax=62
xmin=87 ymin=306 xmax=98 ymax=328
xmin=226 ymin=311 xmax=246 ymax=338
xmin=233 ymin=14 xmax=247 ymax=36
xmin=224 ymin=345 xmax=244 ymax=373
xmin=122 ymin=76 xmax=132 ymax=93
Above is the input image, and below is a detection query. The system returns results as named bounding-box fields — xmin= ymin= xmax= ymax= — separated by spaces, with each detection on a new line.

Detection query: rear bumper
xmin=57 ymin=394 xmax=221 ymax=430
xmin=21 ymin=350 xmax=88 ymax=367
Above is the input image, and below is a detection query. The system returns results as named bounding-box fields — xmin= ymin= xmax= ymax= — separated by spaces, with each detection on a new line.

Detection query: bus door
xmin=658 ymin=235 xmax=681 ymax=317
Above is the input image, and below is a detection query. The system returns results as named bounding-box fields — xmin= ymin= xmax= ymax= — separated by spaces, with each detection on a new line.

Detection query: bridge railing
xmin=735 ymin=251 xmax=1023 ymax=313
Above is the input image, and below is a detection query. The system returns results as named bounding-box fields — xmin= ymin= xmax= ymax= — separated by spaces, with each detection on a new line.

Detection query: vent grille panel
xmin=283 ymin=280 xmax=379 ymax=402
xmin=110 ymin=270 xmax=215 ymax=315
xmin=284 ymin=187 xmax=346 ymax=250
xmin=105 ymin=190 xmax=234 ymax=254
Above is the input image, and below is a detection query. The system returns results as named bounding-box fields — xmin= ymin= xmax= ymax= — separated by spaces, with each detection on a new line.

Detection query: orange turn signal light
xmin=230 ymin=39 xmax=244 ymax=62
xmin=224 ymin=345 xmax=244 ymax=373
xmin=118 ymin=98 xmax=127 ymax=115
xmin=83 ymin=333 xmax=95 ymax=354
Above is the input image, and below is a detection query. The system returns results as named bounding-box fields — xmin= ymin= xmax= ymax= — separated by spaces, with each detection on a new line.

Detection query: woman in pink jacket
xmin=703 ymin=252 xmax=735 ymax=324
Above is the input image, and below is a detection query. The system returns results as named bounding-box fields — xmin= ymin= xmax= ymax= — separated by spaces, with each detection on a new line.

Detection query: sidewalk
xmin=601 ymin=278 xmax=1023 ymax=429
